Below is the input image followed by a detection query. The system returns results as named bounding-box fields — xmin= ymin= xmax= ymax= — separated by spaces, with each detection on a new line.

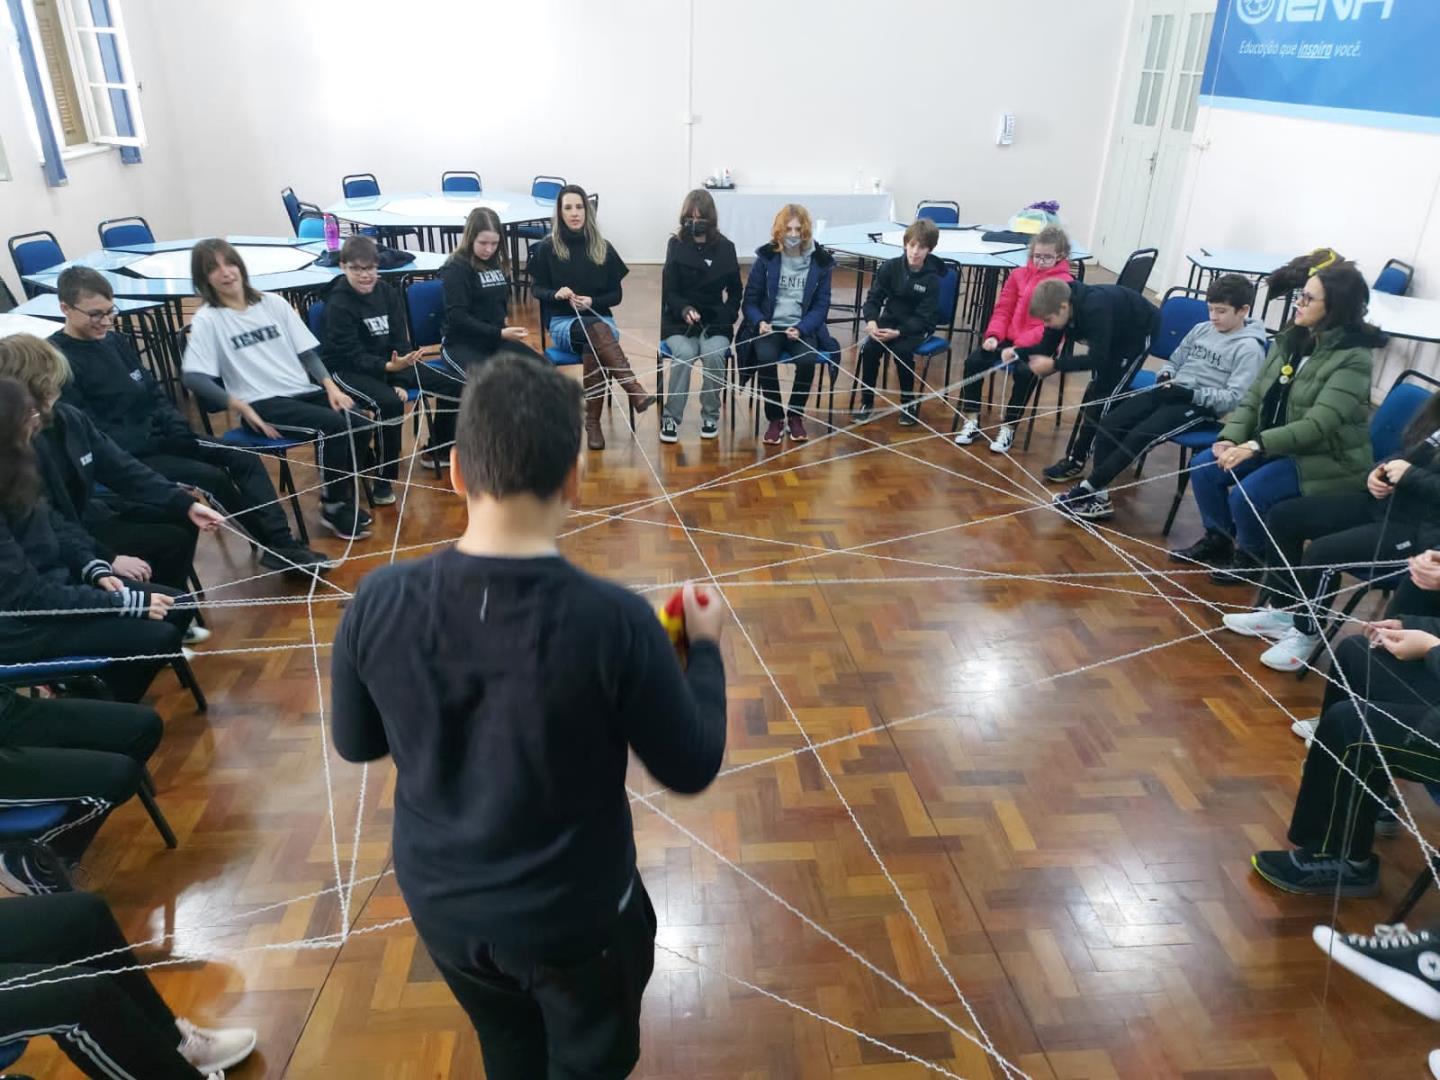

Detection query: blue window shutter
xmin=5 ymin=0 xmax=68 ymax=185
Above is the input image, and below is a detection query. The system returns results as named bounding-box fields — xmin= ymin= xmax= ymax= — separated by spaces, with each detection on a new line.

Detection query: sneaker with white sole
xmin=1053 ymin=486 xmax=1113 ymax=520
xmin=659 ymin=417 xmax=679 ymax=444
xmin=988 ymin=425 xmax=1015 ymax=454
xmin=700 ymin=418 xmax=719 ymax=439
xmin=1313 ymin=923 xmax=1440 ymax=1020
xmin=0 ymin=847 xmax=70 ymax=895
xmin=953 ymin=419 xmax=981 ymax=445
xmin=1291 ymin=716 xmax=1318 ymax=744
xmin=183 ymin=625 xmax=212 ymax=646
xmin=1430 ymin=1048 xmax=1440 ymax=1079
xmin=1260 ymin=627 xmax=1321 ymax=672
xmin=177 ymin=1017 xmax=258 ymax=1073
xmin=1221 ymin=608 xmax=1295 ymax=640
xmin=1251 ymin=848 xmax=1379 ymax=897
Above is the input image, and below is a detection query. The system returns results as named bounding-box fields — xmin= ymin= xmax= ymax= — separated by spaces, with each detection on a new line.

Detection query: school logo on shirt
xmin=80 ymin=452 xmax=93 ymax=466
xmin=363 ymin=315 xmax=389 ymax=336
xmin=477 ymin=269 xmax=507 ymax=288
xmin=229 ymin=325 xmax=283 ymax=350
xmin=128 ymin=369 xmax=143 ymax=382
xmin=778 ymin=271 xmax=807 ymax=292
xmin=912 ymin=282 xmax=929 ymax=294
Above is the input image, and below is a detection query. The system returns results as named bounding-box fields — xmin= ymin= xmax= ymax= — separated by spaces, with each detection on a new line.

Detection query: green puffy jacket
xmin=1219 ymin=324 xmax=1379 ymax=495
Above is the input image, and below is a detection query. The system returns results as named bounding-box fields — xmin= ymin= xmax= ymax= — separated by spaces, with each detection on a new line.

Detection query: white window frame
xmin=22 ymin=0 xmax=146 ymax=156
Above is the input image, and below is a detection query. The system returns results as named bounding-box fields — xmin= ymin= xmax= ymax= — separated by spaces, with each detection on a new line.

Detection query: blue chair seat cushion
xmin=0 ymin=803 xmax=70 ymax=838
xmin=220 ymin=428 xmax=308 ymax=452
xmin=545 ymin=347 xmax=582 ymax=367
xmin=914 ymin=336 xmax=949 ymax=357
xmin=1171 ymin=424 xmax=1223 ymax=449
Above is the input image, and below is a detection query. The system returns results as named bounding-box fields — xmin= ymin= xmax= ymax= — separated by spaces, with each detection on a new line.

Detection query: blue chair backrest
xmin=442 ymin=172 xmax=482 ymax=193
xmin=297 ymin=215 xmax=325 ymax=240
xmin=1129 ymin=369 xmax=1158 ymax=392
xmin=406 ymin=279 xmax=444 ymax=347
xmin=307 ymin=300 xmax=327 ymax=342
xmin=1150 ymin=295 xmax=1209 ymax=362
xmin=343 ymin=174 xmax=380 ymax=198
xmin=0 ymin=802 xmax=70 ymax=837
xmin=916 ymin=202 xmax=960 ymax=225
xmin=531 ymin=176 xmax=565 ymax=201
xmin=10 ymin=233 xmax=64 ymax=277
xmin=281 ymin=187 xmax=302 ymax=232
xmin=1370 ymin=380 xmax=1434 ymax=461
xmin=0 ymin=1037 xmax=26 ymax=1068
xmin=99 ymin=220 xmax=154 ymax=248
xmin=935 ymin=261 xmax=960 ymax=327
xmin=1373 ymin=262 xmax=1412 ymax=297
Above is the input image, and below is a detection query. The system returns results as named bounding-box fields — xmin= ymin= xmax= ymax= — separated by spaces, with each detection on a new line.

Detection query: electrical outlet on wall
xmin=996 ymin=114 xmax=1015 ymax=146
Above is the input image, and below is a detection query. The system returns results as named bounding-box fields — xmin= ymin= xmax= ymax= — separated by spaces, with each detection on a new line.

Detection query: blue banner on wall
xmin=1199 ymin=0 xmax=1440 ymax=132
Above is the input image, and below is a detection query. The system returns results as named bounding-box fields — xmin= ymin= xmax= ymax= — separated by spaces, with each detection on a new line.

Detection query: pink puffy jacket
xmin=983 ymin=260 xmax=1073 ymax=349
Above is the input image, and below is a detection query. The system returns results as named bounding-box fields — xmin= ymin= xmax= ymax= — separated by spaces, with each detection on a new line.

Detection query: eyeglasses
xmin=78 ymin=307 xmax=117 ymax=321
xmin=1295 ymin=292 xmax=1322 ymax=307
xmin=1031 ymin=254 xmax=1060 ymax=266
xmin=343 ymin=264 xmax=378 ymax=275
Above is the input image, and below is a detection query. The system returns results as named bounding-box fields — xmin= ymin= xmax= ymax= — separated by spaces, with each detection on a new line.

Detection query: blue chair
xmin=1373 ymin=258 xmax=1413 ymax=297
xmin=915 ymin=200 xmax=960 ymax=226
xmin=282 ymin=188 xmax=321 ymax=236
xmin=539 ymin=317 xmax=636 ymax=431
xmin=0 ymin=1036 xmax=27 ymax=1072
xmin=850 ymin=260 xmax=961 ymax=419
xmin=297 ymin=214 xmax=326 ymax=241
xmin=2 ymin=650 xmax=206 ymax=720
xmin=396 ymin=279 xmax=454 ymax=457
xmin=513 ymin=176 xmax=565 ymax=297
xmin=441 ymin=171 xmax=482 ymax=193
xmin=8 ymin=231 xmax=64 ymax=300
xmin=97 ymin=216 xmax=154 ymax=249
xmin=341 ymin=173 xmax=381 ymax=199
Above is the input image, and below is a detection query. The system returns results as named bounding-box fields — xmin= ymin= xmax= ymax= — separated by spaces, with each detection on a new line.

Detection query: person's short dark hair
xmin=57 ymin=265 xmax=113 ymax=307
xmin=1029 ymin=278 xmax=1072 ymax=319
xmin=339 ymin=234 xmax=378 ymax=266
xmin=1206 ymin=273 xmax=1254 ymax=311
xmin=903 ymin=218 xmax=939 ymax=251
xmin=456 ymin=348 xmax=582 ymax=500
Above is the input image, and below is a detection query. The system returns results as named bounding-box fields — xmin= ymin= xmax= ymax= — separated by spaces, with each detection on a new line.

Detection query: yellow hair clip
xmin=1307 ymin=248 xmax=1339 ymax=277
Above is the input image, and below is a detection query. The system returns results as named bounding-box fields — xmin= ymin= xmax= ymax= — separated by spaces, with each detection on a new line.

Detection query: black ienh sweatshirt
xmin=331 ymin=548 xmax=726 ymax=958
xmin=321 ymin=277 xmax=411 ymax=379
xmin=440 ymin=257 xmax=511 ymax=354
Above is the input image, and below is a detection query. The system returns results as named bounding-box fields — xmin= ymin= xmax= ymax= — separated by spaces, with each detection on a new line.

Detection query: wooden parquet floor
xmin=13 ymin=267 xmax=1438 ymax=1078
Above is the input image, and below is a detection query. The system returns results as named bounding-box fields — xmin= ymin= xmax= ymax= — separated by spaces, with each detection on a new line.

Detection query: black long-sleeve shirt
xmin=861 ymin=253 xmax=944 ymax=338
xmin=439 ymin=257 xmax=510 ymax=355
xmin=529 ymin=229 xmax=628 ymax=328
xmin=52 ymin=330 xmax=196 ymax=457
xmin=1034 ymin=281 xmax=1159 ymax=374
xmin=321 ymin=277 xmax=411 ymax=379
xmin=331 ymin=549 xmax=726 ymax=957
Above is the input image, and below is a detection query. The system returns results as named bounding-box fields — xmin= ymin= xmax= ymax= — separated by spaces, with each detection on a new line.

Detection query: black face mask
xmin=686 ymin=219 xmax=707 ymax=239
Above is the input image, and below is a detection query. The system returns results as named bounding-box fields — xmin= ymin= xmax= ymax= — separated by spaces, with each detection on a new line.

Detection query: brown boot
xmin=587 ymin=323 xmax=656 ymax=413
xmin=582 ymin=351 xmax=606 ymax=450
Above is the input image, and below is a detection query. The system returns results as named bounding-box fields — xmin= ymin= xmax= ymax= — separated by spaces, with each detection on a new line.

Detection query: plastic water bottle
xmin=323 ymin=213 xmax=340 ymax=252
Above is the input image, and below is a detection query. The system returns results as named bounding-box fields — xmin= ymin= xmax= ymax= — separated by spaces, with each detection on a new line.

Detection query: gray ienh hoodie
xmin=1160 ymin=315 xmax=1268 ymax=416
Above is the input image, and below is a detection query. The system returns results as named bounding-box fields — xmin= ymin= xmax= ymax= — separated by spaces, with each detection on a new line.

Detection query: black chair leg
xmin=136 ymin=780 xmax=178 ymax=850
xmin=1163 ymin=455 xmax=1192 ymax=538
xmin=171 ymin=656 xmax=207 ymax=713
xmin=1389 ymin=858 xmax=1438 ymax=924
xmin=277 ymin=458 xmax=308 ymax=545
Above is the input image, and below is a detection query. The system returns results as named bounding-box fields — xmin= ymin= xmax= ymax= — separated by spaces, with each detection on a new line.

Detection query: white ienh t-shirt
xmin=184 ymin=292 xmax=321 ymax=403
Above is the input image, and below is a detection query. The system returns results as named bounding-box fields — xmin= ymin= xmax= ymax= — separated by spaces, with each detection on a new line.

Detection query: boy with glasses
xmin=51 ymin=266 xmax=328 ymax=576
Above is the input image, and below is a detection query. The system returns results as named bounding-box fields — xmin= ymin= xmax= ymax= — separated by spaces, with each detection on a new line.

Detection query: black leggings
xmin=0 ymin=892 xmax=200 ymax=1078
xmin=141 ymin=444 xmax=295 ymax=549
xmin=857 ymin=334 xmax=925 ymax=405
xmin=335 ymin=363 xmax=472 ymax=479
xmin=248 ymin=390 xmax=370 ymax=504
xmin=1086 ymin=388 xmax=1215 ymax=492
xmin=1289 ymin=634 xmax=1440 ymax=861
xmin=0 ymin=692 xmax=160 ymax=861
xmin=1258 ymin=494 xmax=1428 ymax=634
xmin=959 ymin=344 xmax=1034 ymax=424
xmin=752 ymin=332 xmax=817 ymax=421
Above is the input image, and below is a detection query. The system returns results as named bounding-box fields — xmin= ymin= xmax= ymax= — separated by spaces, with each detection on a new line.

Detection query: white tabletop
xmin=324 ymin=190 xmax=554 ymax=229
xmin=1368 ymin=291 xmax=1440 ymax=343
xmin=0 ymin=312 xmax=68 ymax=340
xmin=127 ymin=244 xmax=317 ymax=280
xmin=1187 ymin=248 xmax=1290 ymax=276
xmin=880 ymin=228 xmax=1024 ymax=256
xmin=712 ymin=190 xmax=896 ymax=254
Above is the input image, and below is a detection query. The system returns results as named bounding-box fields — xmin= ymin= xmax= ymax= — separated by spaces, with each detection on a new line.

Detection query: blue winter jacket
xmin=740 ymin=242 xmax=840 ymax=355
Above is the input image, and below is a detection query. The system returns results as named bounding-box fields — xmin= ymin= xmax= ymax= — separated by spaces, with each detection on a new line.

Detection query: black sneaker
xmin=660 ymin=417 xmax=679 ymax=444
xmin=897 ymin=404 xmax=919 ymax=427
xmin=420 ymin=445 xmax=449 ymax=471
xmin=1314 ymin=922 xmax=1440 ymax=1020
xmin=700 ymin=418 xmax=719 ymax=440
xmin=0 ymin=846 xmax=72 ymax=894
xmin=1210 ymin=547 xmax=1263 ymax=586
xmin=260 ymin=546 xmax=335 ymax=576
xmin=1170 ymin=528 xmax=1234 ymax=565
xmin=854 ymin=399 xmax=874 ymax=424
xmin=321 ymin=501 xmax=372 ymax=541
xmin=369 ymin=481 xmax=396 ymax=506
xmin=1375 ymin=795 xmax=1401 ymax=839
xmin=1251 ymin=848 xmax=1380 ymax=897
xmin=1054 ymin=486 xmax=1113 ymax=521
xmin=1042 ymin=458 xmax=1085 ymax=483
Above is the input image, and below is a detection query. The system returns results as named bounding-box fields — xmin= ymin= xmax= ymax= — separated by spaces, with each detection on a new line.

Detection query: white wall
xmin=0 ymin=0 xmax=191 ymax=300
xmin=2 ymin=0 xmax=1130 ymax=294
xmin=1162 ymin=105 xmax=1440 ymax=385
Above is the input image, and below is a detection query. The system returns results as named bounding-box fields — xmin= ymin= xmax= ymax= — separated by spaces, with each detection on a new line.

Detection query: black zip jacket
xmin=1381 ymin=429 xmax=1440 ymax=550
xmin=34 ymin=404 xmax=194 ymax=556
xmin=1035 ymin=281 xmax=1160 ymax=374
xmin=440 ymin=257 xmax=510 ymax=354
xmin=659 ymin=234 xmax=742 ymax=339
xmin=530 ymin=229 xmax=628 ymax=328
xmin=322 ymin=277 xmax=411 ymax=379
xmin=52 ymin=330 xmax=195 ymax=457
xmin=861 ymin=253 xmax=944 ymax=338
xmin=0 ymin=500 xmax=142 ymax=651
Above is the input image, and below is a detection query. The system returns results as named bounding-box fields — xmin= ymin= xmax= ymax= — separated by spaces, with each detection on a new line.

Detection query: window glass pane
xmin=1143 ymin=15 xmax=1162 ymax=68
xmin=1134 ymin=72 xmax=1153 ymax=124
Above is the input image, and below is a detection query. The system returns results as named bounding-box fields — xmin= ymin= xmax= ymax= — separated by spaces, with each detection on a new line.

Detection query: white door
xmin=1094 ymin=0 xmax=1215 ymax=276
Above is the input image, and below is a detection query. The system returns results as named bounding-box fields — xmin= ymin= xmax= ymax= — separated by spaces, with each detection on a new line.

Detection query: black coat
xmin=659 ymin=234 xmax=742 ymax=339
xmin=0 ymin=499 xmax=124 ymax=650
xmin=322 ymin=277 xmax=411 ymax=379
xmin=1037 ymin=281 xmax=1160 ymax=375
xmin=529 ymin=232 xmax=628 ymax=328
xmin=52 ymin=330 xmax=195 ymax=457
xmin=34 ymin=403 xmax=193 ymax=558
xmin=861 ymin=254 xmax=945 ymax=338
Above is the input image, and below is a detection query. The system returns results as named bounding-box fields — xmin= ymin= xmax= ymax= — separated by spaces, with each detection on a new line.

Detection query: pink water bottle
xmin=323 ymin=213 xmax=340 ymax=252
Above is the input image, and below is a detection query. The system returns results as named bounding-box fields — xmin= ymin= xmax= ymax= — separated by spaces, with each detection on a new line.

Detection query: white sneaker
xmin=177 ymin=1018 xmax=257 ymax=1073
xmin=988 ymin=425 xmax=1015 ymax=454
xmin=1430 ymin=1048 xmax=1440 ymax=1079
xmin=1221 ymin=608 xmax=1294 ymax=641
xmin=1260 ymin=628 xmax=1321 ymax=672
xmin=953 ymin=419 xmax=981 ymax=446
xmin=1291 ymin=717 xmax=1318 ymax=744
xmin=183 ymin=625 xmax=212 ymax=646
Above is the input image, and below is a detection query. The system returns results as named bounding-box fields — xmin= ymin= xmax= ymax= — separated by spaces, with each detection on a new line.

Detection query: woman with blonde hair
xmin=529 ymin=184 xmax=653 ymax=450
xmin=739 ymin=203 xmax=838 ymax=444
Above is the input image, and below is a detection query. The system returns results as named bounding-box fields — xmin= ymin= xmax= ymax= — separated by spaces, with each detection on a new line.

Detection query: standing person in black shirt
xmin=530 ymin=184 xmax=655 ymax=450
xmin=332 ymin=348 xmax=727 ymax=1078
xmin=855 ymin=217 xmax=943 ymax=427
xmin=51 ymin=266 xmax=328 ymax=576
xmin=658 ymin=188 xmax=741 ymax=444
xmin=324 ymin=235 xmax=467 ymax=493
